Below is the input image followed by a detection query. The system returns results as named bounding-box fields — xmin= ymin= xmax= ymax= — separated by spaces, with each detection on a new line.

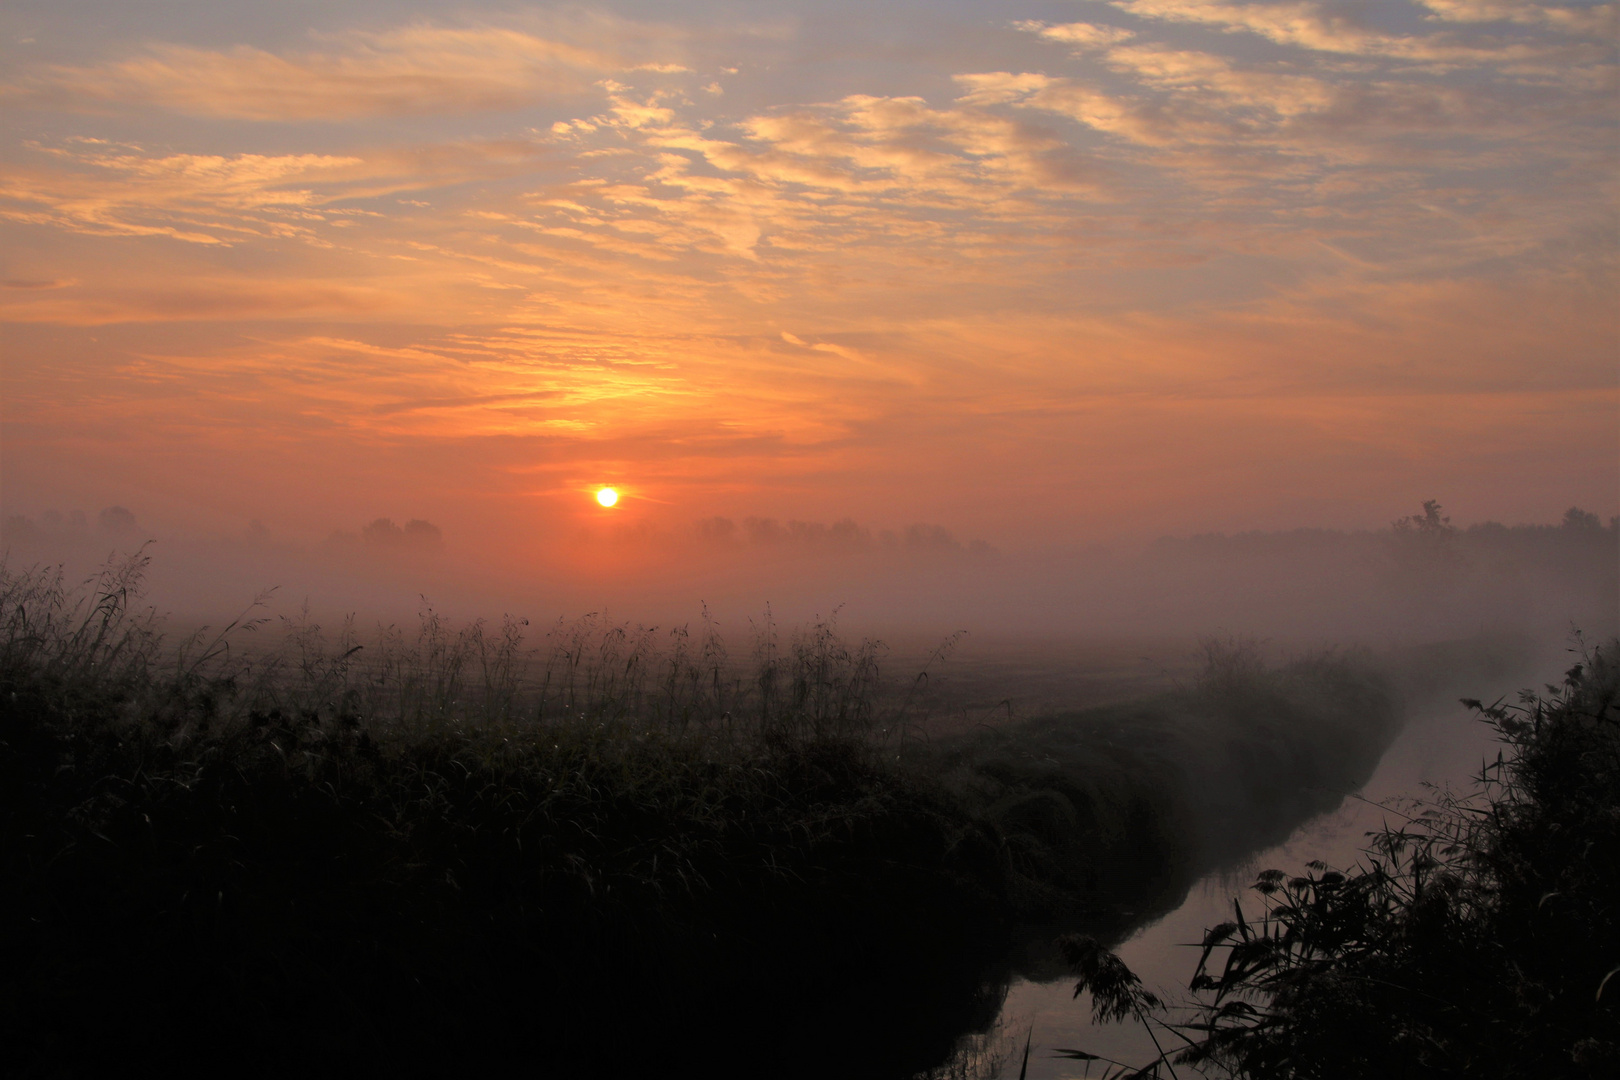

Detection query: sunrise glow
xmin=596 ymin=488 xmax=619 ymax=509
xmin=0 ymin=0 xmax=1613 ymax=587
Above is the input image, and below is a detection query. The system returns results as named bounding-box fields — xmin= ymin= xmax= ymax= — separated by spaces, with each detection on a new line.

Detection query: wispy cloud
xmin=1012 ymin=21 xmax=1137 ymax=49
xmin=1 ymin=143 xmax=363 ymax=243
xmin=8 ymin=22 xmax=665 ymax=121
xmin=0 ymin=136 xmax=559 ymax=253
xmin=1105 ymin=0 xmax=1610 ymax=63
xmin=1415 ymin=0 xmax=1617 ymax=36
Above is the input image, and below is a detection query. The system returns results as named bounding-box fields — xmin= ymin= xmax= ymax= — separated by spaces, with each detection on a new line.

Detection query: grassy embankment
xmin=1 ymin=554 xmax=1402 ymax=1078
xmin=916 ymin=638 xmax=1399 ymax=966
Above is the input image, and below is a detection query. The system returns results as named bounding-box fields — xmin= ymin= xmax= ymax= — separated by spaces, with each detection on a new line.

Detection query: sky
xmin=1 ymin=0 xmax=1616 ymax=626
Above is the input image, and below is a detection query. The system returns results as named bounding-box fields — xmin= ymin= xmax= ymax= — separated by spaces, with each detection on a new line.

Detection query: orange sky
xmin=2 ymin=0 xmax=1616 ymax=600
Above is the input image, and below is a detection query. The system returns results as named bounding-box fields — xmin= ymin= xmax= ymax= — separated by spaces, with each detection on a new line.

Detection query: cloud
xmin=955 ymin=13 xmax=1607 ymax=183
xmin=781 ymin=331 xmax=869 ymax=364
xmin=6 ymin=4 xmax=1604 ymax=320
xmin=0 ymin=278 xmax=398 ymax=324
xmin=3 ymin=278 xmax=75 ymax=289
xmin=1013 ymin=21 xmax=1137 ymax=49
xmin=1415 ymin=0 xmax=1618 ymax=37
xmin=529 ymin=82 xmax=1119 ymax=266
xmin=951 ymin=72 xmax=1064 ymax=107
xmin=1109 ymin=0 xmax=1404 ymax=54
xmin=1106 ymin=0 xmax=1600 ymax=63
xmin=0 ymin=144 xmax=364 ymax=245
xmin=0 ymin=137 xmax=554 ymax=253
xmin=1105 ymin=45 xmax=1337 ymax=116
xmin=11 ymin=24 xmax=635 ymax=121
xmin=369 ymin=391 xmax=562 ymax=417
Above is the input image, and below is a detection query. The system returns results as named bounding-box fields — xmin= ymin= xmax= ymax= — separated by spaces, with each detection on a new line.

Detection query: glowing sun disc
xmin=595 ymin=487 xmax=619 ymax=507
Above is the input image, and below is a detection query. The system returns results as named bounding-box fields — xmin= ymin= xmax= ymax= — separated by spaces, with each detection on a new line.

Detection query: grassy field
xmin=0 ymin=552 xmax=1408 ymax=1078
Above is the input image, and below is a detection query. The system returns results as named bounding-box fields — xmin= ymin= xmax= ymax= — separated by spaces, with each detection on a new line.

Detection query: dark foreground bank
xmin=2 ymin=557 xmax=1409 ymax=1078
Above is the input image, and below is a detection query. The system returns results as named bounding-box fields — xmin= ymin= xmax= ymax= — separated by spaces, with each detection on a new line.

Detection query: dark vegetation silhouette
xmin=908 ymin=639 xmax=1402 ymax=976
xmin=0 ymin=556 xmax=1009 ymax=1078
xmin=1150 ymin=502 xmax=1617 ymax=609
xmin=0 ymin=549 xmax=1419 ymax=1078
xmin=1059 ymin=641 xmax=1620 ymax=1078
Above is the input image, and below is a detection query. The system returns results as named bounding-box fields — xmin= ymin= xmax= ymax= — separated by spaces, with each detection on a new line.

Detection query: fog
xmin=3 ymin=502 xmax=1614 ymax=670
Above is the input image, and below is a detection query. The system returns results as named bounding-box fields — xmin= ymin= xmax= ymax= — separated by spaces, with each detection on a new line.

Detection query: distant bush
xmin=1064 ymin=640 xmax=1620 ymax=1078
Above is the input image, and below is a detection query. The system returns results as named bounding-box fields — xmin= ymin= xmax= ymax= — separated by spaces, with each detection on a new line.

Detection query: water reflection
xmin=984 ymin=680 xmax=1509 ymax=1078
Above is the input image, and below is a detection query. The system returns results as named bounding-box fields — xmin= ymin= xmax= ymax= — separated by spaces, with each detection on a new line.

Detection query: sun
xmin=595 ymin=487 xmax=619 ymax=508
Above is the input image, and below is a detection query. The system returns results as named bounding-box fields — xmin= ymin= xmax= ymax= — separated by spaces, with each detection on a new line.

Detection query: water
xmin=989 ymin=673 xmax=1517 ymax=1078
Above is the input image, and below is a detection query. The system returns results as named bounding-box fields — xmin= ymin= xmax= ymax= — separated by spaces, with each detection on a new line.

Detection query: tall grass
xmin=0 ymin=554 xmax=996 ymax=1079
xmin=0 ymin=550 xmax=975 ymax=768
xmin=0 ymin=549 xmax=936 ymax=750
xmin=0 ymin=549 xmax=162 ymax=692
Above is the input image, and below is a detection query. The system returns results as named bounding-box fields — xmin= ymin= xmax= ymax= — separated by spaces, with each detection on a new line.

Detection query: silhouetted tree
xmin=1563 ymin=507 xmax=1602 ymax=531
xmin=1392 ymin=499 xmax=1454 ymax=535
